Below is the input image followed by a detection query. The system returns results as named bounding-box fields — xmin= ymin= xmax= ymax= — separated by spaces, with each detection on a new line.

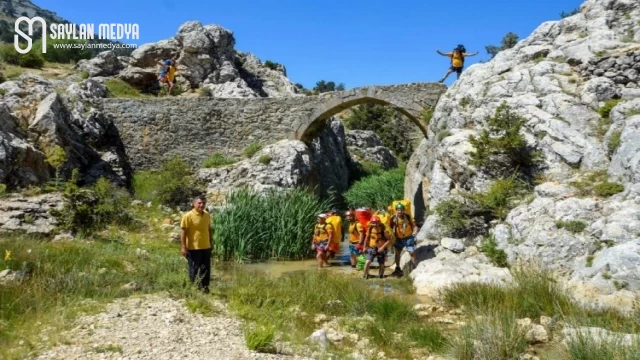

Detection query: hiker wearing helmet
xmin=436 ymin=45 xmax=479 ymax=83
xmin=326 ymin=209 xmax=343 ymax=259
xmin=345 ymin=210 xmax=365 ymax=268
xmin=311 ymin=213 xmax=334 ymax=269
xmin=390 ymin=203 xmax=418 ymax=277
xmin=363 ymin=216 xmax=393 ymax=279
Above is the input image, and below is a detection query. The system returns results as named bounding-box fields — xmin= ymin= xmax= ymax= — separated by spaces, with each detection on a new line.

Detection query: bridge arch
xmin=291 ymin=84 xmax=444 ymax=142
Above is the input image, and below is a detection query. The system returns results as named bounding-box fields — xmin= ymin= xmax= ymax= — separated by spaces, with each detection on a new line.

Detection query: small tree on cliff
xmin=485 ymin=32 xmax=519 ymax=59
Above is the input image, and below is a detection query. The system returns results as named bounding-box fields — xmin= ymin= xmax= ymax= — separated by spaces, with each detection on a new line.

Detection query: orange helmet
xmin=370 ymin=216 xmax=380 ymax=223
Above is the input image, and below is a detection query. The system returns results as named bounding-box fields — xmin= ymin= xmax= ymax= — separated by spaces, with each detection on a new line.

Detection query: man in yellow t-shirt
xmin=180 ymin=195 xmax=213 ymax=293
xmin=436 ymin=45 xmax=479 ymax=83
xmin=311 ymin=213 xmax=334 ymax=269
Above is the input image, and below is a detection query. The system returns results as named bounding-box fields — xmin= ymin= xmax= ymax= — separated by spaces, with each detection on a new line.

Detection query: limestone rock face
xmin=405 ymin=0 xmax=640 ymax=309
xmin=345 ymin=130 xmax=398 ymax=170
xmin=102 ymin=21 xmax=301 ymax=97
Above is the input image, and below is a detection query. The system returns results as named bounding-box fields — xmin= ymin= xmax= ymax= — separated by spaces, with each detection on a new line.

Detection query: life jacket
xmin=391 ymin=213 xmax=414 ymax=239
xmin=349 ymin=222 xmax=364 ymax=243
xmin=366 ymin=223 xmax=390 ymax=248
xmin=314 ymin=223 xmax=333 ymax=242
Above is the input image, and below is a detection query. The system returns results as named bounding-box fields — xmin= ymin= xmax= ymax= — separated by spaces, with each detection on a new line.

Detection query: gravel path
xmin=34 ymin=294 xmax=311 ymax=360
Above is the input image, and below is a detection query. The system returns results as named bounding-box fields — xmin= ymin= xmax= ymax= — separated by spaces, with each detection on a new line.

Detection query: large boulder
xmin=75 ymin=51 xmax=124 ymax=77
xmin=0 ymin=104 xmax=49 ymax=187
xmin=196 ymin=140 xmax=312 ymax=198
xmin=0 ymin=193 xmax=63 ymax=236
xmin=345 ymin=130 xmax=398 ymax=170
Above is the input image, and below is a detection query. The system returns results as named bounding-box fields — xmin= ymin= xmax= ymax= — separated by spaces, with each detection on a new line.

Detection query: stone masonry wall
xmin=100 ymin=83 xmax=445 ymax=169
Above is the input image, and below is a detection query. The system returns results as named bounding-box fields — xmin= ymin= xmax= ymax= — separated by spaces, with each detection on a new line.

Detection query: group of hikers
xmin=311 ymin=201 xmax=418 ymax=280
xmin=178 ymin=195 xmax=422 ymax=293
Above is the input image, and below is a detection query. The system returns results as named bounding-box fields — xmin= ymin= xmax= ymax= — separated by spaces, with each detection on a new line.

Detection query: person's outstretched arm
xmin=465 ymin=51 xmax=480 ymax=57
xmin=436 ymin=50 xmax=449 ymax=56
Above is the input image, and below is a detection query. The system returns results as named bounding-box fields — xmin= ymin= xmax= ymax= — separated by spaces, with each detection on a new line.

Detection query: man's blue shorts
xmin=349 ymin=243 xmax=364 ymax=256
xmin=394 ymin=236 xmax=416 ymax=253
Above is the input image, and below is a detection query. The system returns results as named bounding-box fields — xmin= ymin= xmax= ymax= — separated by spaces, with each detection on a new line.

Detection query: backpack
xmin=453 ymin=45 xmax=467 ymax=66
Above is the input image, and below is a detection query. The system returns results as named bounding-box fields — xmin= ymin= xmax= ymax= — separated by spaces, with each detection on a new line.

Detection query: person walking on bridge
xmin=436 ymin=45 xmax=478 ymax=83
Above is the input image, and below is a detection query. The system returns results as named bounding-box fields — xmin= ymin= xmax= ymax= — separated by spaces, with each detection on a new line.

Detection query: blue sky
xmin=35 ymin=0 xmax=583 ymax=88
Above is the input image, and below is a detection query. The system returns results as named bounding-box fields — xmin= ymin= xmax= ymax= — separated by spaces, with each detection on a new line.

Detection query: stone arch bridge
xmin=100 ymin=82 xmax=445 ymax=169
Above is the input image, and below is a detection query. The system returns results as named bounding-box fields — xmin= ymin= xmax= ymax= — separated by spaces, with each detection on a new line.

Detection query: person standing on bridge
xmin=180 ymin=195 xmax=213 ymax=293
xmin=436 ymin=45 xmax=479 ymax=83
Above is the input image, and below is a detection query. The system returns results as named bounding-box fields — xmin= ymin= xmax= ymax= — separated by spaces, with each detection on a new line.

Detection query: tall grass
xmin=564 ymin=330 xmax=640 ymax=360
xmin=440 ymin=264 xmax=640 ymax=334
xmin=212 ymin=188 xmax=333 ymax=261
xmin=223 ymin=268 xmax=446 ymax=358
xmin=0 ymin=225 xmax=192 ymax=360
xmin=343 ymin=167 xmax=404 ymax=210
xmin=448 ymin=310 xmax=528 ymax=360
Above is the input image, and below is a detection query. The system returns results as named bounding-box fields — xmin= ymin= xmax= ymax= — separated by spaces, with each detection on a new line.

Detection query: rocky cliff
xmin=405 ymin=0 xmax=640 ymax=310
xmin=75 ymin=21 xmax=301 ymax=98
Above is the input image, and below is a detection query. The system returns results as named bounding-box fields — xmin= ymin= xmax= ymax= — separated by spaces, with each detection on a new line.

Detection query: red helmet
xmin=370 ymin=216 xmax=380 ymax=223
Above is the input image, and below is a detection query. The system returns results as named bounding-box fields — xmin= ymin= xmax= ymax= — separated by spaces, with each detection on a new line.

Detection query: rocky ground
xmin=34 ymin=294 xmax=311 ymax=360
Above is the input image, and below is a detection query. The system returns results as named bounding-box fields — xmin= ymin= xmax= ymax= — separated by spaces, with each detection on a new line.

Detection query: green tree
xmin=485 ymin=32 xmax=519 ymax=59
xmin=33 ymin=39 xmax=93 ymax=63
xmin=560 ymin=8 xmax=580 ymax=18
xmin=343 ymin=103 xmax=416 ymax=161
xmin=314 ymin=80 xmax=336 ymax=93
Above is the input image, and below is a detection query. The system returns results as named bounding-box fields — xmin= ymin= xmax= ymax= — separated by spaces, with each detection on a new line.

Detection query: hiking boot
xmin=392 ymin=267 xmax=403 ymax=277
xmin=379 ymin=274 xmax=384 ymax=279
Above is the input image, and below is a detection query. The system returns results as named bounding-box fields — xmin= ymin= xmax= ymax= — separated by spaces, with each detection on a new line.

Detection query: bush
xmin=133 ymin=156 xmax=202 ymax=208
xmin=480 ymin=235 xmax=509 ymax=267
xmin=243 ymin=143 xmax=262 ymax=158
xmin=19 ymin=51 xmax=45 ymax=68
xmin=201 ymin=153 xmax=235 ymax=168
xmin=593 ymin=182 xmax=624 ymax=197
xmin=343 ymin=167 xmax=404 ymax=210
xmin=199 ymin=87 xmax=211 ymax=97
xmin=213 ymin=188 xmax=333 ymax=261
xmin=0 ymin=184 xmax=6 ymax=197
xmin=608 ymin=130 xmax=621 ymax=155
xmin=342 ymin=103 xmax=416 ymax=161
xmin=105 ymin=79 xmax=141 ymax=98
xmin=0 ymin=44 xmax=21 ymax=65
xmin=33 ymin=39 xmax=92 ymax=63
xmin=53 ymin=177 xmax=132 ymax=234
xmin=598 ymin=99 xmax=621 ymax=119
xmin=244 ymin=326 xmax=276 ymax=353
xmin=258 ymin=154 xmax=272 ymax=165
xmin=468 ymin=103 xmax=541 ymax=178
xmin=556 ymin=220 xmax=588 ymax=233
xmin=264 ymin=60 xmax=281 ymax=71
xmin=434 ymin=178 xmax=529 ymax=237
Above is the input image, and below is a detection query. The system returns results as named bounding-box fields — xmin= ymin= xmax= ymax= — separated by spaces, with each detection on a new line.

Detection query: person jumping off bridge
xmin=436 ymin=45 xmax=478 ymax=83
